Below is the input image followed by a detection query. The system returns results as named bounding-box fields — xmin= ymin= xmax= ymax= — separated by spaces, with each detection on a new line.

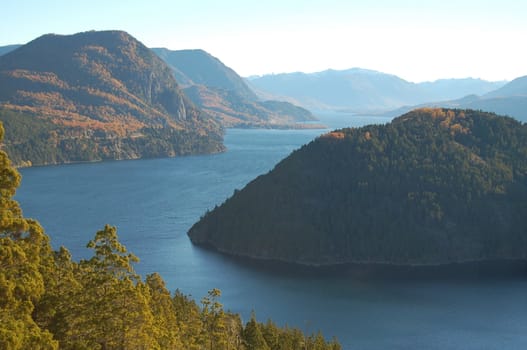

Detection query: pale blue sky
xmin=2 ymin=0 xmax=526 ymax=82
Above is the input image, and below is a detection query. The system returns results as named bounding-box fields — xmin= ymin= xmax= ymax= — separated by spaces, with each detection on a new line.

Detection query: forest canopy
xmin=0 ymin=121 xmax=340 ymax=349
xmin=189 ymin=108 xmax=527 ymax=267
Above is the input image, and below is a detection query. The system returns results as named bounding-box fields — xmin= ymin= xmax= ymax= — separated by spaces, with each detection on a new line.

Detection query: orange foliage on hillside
xmin=5 ymin=70 xmax=70 ymax=89
xmin=415 ymin=108 xmax=470 ymax=135
xmin=2 ymin=102 xmax=146 ymax=137
xmin=0 ymin=31 xmax=213 ymax=144
xmin=321 ymin=131 xmax=345 ymax=140
xmin=15 ymin=91 xmax=77 ymax=111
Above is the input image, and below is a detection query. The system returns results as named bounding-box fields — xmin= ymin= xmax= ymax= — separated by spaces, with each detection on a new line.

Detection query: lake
xmin=16 ymin=113 xmax=527 ymax=349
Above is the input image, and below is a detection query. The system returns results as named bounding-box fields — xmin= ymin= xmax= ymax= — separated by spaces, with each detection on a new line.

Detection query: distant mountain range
xmin=151 ymin=48 xmax=317 ymax=128
xmin=386 ymin=75 xmax=527 ymax=122
xmin=0 ymin=31 xmax=224 ymax=166
xmin=0 ymin=44 xmax=20 ymax=56
xmin=247 ymin=68 xmax=506 ymax=112
xmin=189 ymin=108 xmax=527 ymax=267
xmin=1 ymin=34 xmax=524 ymax=167
xmin=3 ymin=42 xmax=522 ymax=124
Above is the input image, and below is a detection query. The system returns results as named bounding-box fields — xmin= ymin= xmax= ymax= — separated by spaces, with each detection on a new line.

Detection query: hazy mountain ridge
xmin=248 ymin=69 xmax=506 ymax=112
xmin=189 ymin=108 xmax=527 ymax=267
xmin=0 ymin=44 xmax=21 ymax=56
xmin=0 ymin=31 xmax=224 ymax=166
xmin=484 ymin=75 xmax=527 ymax=98
xmin=152 ymin=48 xmax=318 ymax=128
xmin=386 ymin=76 xmax=527 ymax=122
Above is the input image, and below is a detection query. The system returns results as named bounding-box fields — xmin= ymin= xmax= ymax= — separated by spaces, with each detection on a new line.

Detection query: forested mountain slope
xmin=0 ymin=31 xmax=224 ymax=166
xmin=189 ymin=108 xmax=527 ymax=267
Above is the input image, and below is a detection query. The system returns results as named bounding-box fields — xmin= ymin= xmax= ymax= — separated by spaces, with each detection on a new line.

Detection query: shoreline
xmin=191 ymin=242 xmax=527 ymax=279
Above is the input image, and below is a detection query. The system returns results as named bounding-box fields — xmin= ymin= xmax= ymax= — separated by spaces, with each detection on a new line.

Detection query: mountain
xmin=0 ymin=44 xmax=20 ymax=56
xmin=0 ymin=31 xmax=224 ymax=166
xmin=386 ymin=76 xmax=527 ymax=122
xmin=458 ymin=96 xmax=527 ymax=122
xmin=152 ymin=48 xmax=257 ymax=100
xmin=248 ymin=69 xmax=505 ymax=112
xmin=419 ymin=78 xmax=507 ymax=101
xmin=189 ymin=108 xmax=527 ymax=267
xmin=483 ymin=75 xmax=527 ymax=98
xmin=457 ymin=77 xmax=527 ymax=122
xmin=247 ymin=68 xmax=415 ymax=112
xmin=152 ymin=48 xmax=318 ymax=128
xmin=182 ymin=84 xmax=318 ymax=128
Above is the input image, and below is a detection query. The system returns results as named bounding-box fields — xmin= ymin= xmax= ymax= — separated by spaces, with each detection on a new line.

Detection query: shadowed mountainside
xmin=189 ymin=108 xmax=527 ymax=267
xmin=386 ymin=76 xmax=527 ymax=122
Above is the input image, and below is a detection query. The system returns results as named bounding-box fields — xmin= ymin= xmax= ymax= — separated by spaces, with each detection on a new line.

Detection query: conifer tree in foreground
xmin=0 ymin=122 xmax=58 ymax=349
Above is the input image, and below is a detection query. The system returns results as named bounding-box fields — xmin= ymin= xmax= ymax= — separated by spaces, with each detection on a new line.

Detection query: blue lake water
xmin=15 ymin=113 xmax=527 ymax=349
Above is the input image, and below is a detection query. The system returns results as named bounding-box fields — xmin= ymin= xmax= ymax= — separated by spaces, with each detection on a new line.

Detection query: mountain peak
xmin=0 ymin=29 xmax=186 ymax=118
xmin=18 ymin=30 xmax=139 ymax=53
xmin=151 ymin=47 xmax=257 ymax=100
xmin=0 ymin=30 xmax=224 ymax=166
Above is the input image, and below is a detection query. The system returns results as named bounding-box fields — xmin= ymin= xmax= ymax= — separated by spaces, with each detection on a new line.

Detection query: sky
xmin=2 ymin=0 xmax=526 ymax=82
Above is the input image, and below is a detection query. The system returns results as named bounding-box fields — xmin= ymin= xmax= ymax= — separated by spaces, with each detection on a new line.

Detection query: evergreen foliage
xmin=0 ymin=122 xmax=340 ymax=349
xmin=189 ymin=108 xmax=527 ymax=266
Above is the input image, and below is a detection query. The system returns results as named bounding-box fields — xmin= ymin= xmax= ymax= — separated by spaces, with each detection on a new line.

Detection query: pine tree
xmin=33 ymin=246 xmax=81 ymax=347
xmin=261 ymin=319 xmax=280 ymax=350
xmin=201 ymin=288 xmax=228 ymax=349
xmin=173 ymin=289 xmax=204 ymax=349
xmin=243 ymin=312 xmax=270 ymax=350
xmin=146 ymin=272 xmax=183 ymax=349
xmin=0 ymin=122 xmax=58 ymax=349
xmin=64 ymin=225 xmax=156 ymax=349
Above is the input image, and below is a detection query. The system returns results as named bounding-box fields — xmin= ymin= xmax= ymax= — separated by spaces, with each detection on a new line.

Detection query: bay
xmin=15 ymin=113 xmax=527 ymax=349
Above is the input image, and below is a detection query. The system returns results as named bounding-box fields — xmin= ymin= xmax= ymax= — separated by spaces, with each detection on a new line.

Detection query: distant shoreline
xmin=193 ymin=244 xmax=527 ymax=279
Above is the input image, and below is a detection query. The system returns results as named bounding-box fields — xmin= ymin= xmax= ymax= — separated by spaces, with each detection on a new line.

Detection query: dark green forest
xmin=189 ymin=108 xmax=527 ymax=266
xmin=0 ymin=122 xmax=340 ymax=349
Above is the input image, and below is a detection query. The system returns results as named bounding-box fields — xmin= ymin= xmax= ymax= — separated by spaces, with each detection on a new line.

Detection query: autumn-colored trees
xmin=0 ymin=121 xmax=340 ymax=349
